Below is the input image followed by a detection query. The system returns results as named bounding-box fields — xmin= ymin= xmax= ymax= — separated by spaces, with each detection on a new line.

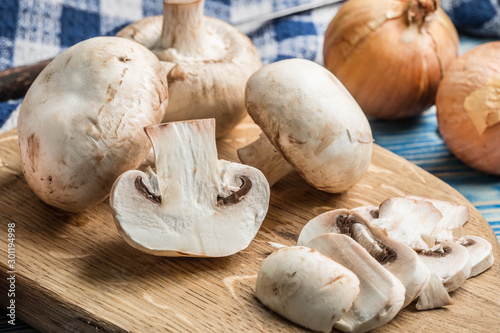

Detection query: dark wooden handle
xmin=0 ymin=59 xmax=52 ymax=101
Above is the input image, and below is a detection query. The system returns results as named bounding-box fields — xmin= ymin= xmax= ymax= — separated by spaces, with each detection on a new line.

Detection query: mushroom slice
xmin=306 ymin=234 xmax=406 ymax=333
xmin=458 ymin=235 xmax=494 ymax=277
xmin=238 ymin=58 xmax=373 ymax=193
xmin=405 ymin=195 xmax=469 ymax=241
xmin=416 ymin=241 xmax=471 ymax=292
xmin=372 ymin=197 xmax=443 ymax=249
xmin=298 ymin=210 xmax=429 ymax=307
xmin=117 ymin=0 xmax=262 ymax=137
xmin=351 ymin=205 xmax=379 ymax=222
xmin=110 ymin=119 xmax=270 ymax=257
xmin=255 ymin=246 xmax=360 ymax=333
xmin=415 ymin=273 xmax=454 ymax=310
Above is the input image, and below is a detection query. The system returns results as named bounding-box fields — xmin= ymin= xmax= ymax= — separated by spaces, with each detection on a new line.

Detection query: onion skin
xmin=436 ymin=42 xmax=500 ymax=175
xmin=323 ymin=0 xmax=459 ymax=119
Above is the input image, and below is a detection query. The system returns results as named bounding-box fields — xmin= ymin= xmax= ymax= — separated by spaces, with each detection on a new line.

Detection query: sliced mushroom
xmin=416 ymin=241 xmax=471 ymax=292
xmin=405 ymin=195 xmax=469 ymax=241
xmin=306 ymin=234 xmax=406 ymax=333
xmin=372 ymin=197 xmax=443 ymax=249
xmin=17 ymin=37 xmax=168 ymax=212
xmin=415 ymin=273 xmax=454 ymax=310
xmin=110 ymin=119 xmax=270 ymax=257
xmin=238 ymin=58 xmax=373 ymax=193
xmin=351 ymin=205 xmax=379 ymax=222
xmin=117 ymin=0 xmax=262 ymax=137
xmin=255 ymin=246 xmax=360 ymax=333
xmin=457 ymin=235 xmax=494 ymax=278
xmin=298 ymin=210 xmax=429 ymax=307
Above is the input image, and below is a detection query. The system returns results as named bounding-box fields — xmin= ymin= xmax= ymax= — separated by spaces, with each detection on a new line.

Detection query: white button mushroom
xmin=255 ymin=246 xmax=361 ymax=333
xmin=117 ymin=0 xmax=262 ymax=138
xmin=237 ymin=58 xmax=373 ymax=193
xmin=110 ymin=119 xmax=270 ymax=257
xmin=17 ymin=37 xmax=169 ymax=212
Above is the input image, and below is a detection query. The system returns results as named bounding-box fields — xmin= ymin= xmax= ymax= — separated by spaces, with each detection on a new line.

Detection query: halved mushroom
xmin=117 ymin=0 xmax=262 ymax=137
xmin=110 ymin=119 xmax=270 ymax=257
xmin=372 ymin=197 xmax=444 ymax=249
xmin=416 ymin=241 xmax=471 ymax=292
xmin=457 ymin=235 xmax=494 ymax=278
xmin=306 ymin=234 xmax=406 ymax=333
xmin=238 ymin=58 xmax=373 ymax=193
xmin=255 ymin=246 xmax=360 ymax=333
xmin=298 ymin=210 xmax=429 ymax=307
xmin=17 ymin=37 xmax=168 ymax=212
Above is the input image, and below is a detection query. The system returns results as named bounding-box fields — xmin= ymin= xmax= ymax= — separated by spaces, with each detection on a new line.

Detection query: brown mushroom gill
xmin=336 ymin=213 xmax=397 ymax=265
xmin=217 ymin=176 xmax=252 ymax=206
xmin=135 ymin=176 xmax=162 ymax=204
xmin=134 ymin=175 xmax=252 ymax=206
xmin=415 ymin=245 xmax=452 ymax=257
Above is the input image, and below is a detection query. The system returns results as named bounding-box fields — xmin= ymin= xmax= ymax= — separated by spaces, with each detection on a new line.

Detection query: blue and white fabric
xmin=441 ymin=0 xmax=500 ymax=38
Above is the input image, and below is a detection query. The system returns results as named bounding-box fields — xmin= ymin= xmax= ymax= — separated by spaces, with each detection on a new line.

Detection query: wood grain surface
xmin=0 ymin=119 xmax=499 ymax=333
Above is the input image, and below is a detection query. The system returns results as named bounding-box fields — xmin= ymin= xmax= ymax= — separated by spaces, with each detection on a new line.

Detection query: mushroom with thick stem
xmin=110 ymin=118 xmax=270 ymax=257
xmin=117 ymin=0 xmax=262 ymax=138
xmin=238 ymin=58 xmax=373 ymax=192
xmin=255 ymin=246 xmax=361 ymax=333
xmin=17 ymin=37 xmax=169 ymax=212
xmin=306 ymin=233 xmax=406 ymax=333
xmin=297 ymin=209 xmax=430 ymax=307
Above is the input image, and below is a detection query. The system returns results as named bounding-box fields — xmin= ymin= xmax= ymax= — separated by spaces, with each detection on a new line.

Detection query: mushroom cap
xmin=245 ymin=58 xmax=373 ymax=193
xmin=255 ymin=246 xmax=360 ymax=333
xmin=110 ymin=119 xmax=270 ymax=257
xmin=18 ymin=37 xmax=168 ymax=212
xmin=117 ymin=15 xmax=262 ymax=137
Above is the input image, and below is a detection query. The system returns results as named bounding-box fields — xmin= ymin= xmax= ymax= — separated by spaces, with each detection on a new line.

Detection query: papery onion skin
xmin=436 ymin=42 xmax=500 ymax=175
xmin=323 ymin=0 xmax=459 ymax=119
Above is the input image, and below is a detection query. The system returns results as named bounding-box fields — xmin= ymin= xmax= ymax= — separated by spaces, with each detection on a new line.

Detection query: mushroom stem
xmin=158 ymin=0 xmax=205 ymax=57
xmin=145 ymin=119 xmax=221 ymax=212
xmin=237 ymin=133 xmax=295 ymax=187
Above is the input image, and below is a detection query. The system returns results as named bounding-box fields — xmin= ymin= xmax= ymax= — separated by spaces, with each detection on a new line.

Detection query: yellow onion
xmin=323 ymin=0 xmax=459 ymax=119
xmin=436 ymin=42 xmax=500 ymax=175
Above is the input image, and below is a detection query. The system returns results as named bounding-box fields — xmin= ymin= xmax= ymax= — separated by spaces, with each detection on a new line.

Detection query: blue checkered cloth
xmin=441 ymin=0 xmax=500 ymax=38
xmin=0 ymin=1 xmax=499 ymax=331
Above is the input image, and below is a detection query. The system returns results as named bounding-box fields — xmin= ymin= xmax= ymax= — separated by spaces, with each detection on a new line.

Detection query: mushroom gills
xmin=255 ymin=246 xmax=360 ymax=333
xmin=298 ymin=210 xmax=430 ymax=307
xmin=306 ymin=233 xmax=406 ymax=333
xmin=110 ymin=118 xmax=270 ymax=257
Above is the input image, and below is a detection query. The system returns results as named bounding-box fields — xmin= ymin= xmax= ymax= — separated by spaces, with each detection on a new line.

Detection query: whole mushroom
xmin=238 ymin=58 xmax=373 ymax=193
xmin=18 ymin=37 xmax=168 ymax=212
xmin=117 ymin=0 xmax=262 ymax=137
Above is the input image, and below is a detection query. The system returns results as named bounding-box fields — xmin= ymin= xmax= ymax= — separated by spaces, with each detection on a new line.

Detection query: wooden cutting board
xmin=0 ymin=119 xmax=499 ymax=333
